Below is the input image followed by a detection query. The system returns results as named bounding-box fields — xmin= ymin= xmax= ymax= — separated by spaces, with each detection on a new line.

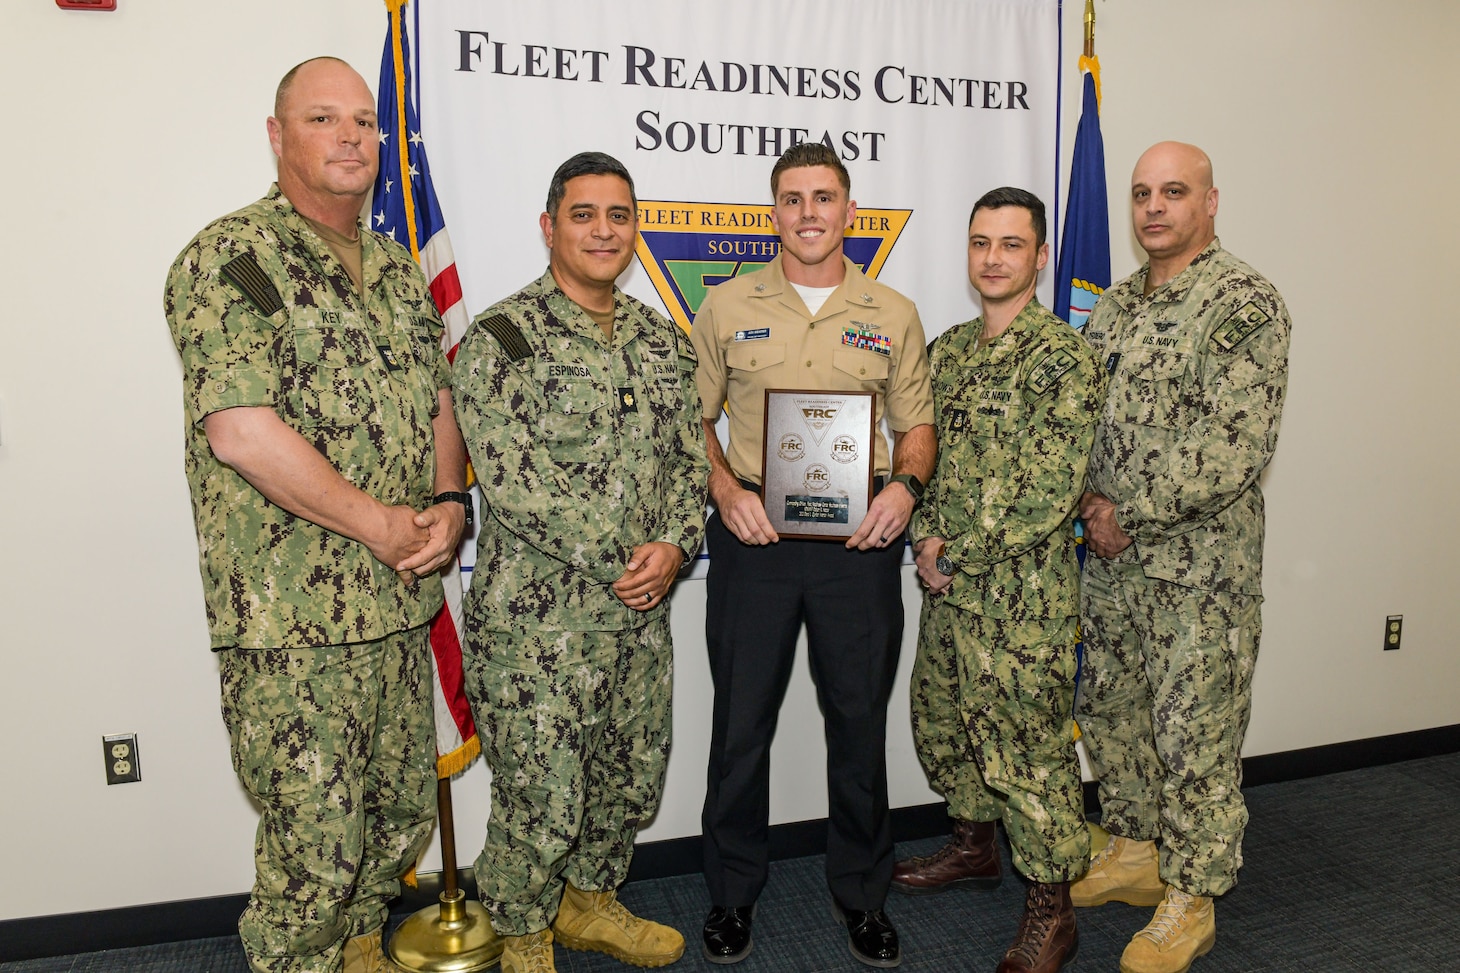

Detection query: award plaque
xmin=761 ymin=389 xmax=876 ymax=539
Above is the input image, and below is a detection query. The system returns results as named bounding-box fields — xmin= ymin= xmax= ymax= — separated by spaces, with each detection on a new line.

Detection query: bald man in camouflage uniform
xmin=1072 ymin=142 xmax=1290 ymax=973
xmin=166 ymin=58 xmax=468 ymax=973
xmin=453 ymin=152 xmax=708 ymax=973
xmin=896 ymin=189 xmax=1103 ymax=973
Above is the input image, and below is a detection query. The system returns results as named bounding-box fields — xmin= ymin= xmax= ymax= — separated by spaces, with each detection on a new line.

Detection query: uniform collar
xmin=535 ymin=269 xmax=639 ymax=347
xmin=266 ymin=183 xmax=390 ymax=291
xmin=1114 ymin=237 xmax=1224 ymax=312
xmin=754 ymin=254 xmax=883 ymax=321
xmin=956 ymin=298 xmax=1044 ymax=366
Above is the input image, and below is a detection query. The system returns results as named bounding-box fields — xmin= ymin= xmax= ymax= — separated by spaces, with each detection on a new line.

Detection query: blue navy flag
xmin=1053 ymin=59 xmax=1109 ymax=331
xmin=373 ymin=0 xmax=477 ymax=778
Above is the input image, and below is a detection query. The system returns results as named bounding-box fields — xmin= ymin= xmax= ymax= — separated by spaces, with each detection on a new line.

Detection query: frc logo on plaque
xmin=761 ymin=389 xmax=875 ymax=539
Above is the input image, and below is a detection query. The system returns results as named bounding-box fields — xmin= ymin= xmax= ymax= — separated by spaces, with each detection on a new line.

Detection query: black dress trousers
xmin=700 ymin=493 xmax=904 ymax=911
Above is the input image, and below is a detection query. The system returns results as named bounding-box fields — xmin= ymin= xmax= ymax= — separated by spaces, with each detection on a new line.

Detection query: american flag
xmin=373 ymin=0 xmax=478 ymax=778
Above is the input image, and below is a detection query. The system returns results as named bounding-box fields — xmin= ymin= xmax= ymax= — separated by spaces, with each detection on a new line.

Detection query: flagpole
xmin=1084 ymin=0 xmax=1096 ymax=58
xmin=376 ymin=5 xmax=497 ymax=967
xmin=388 ymin=775 xmax=501 ymax=972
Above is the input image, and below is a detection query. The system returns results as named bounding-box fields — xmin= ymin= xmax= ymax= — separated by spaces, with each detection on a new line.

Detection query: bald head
xmin=274 ymin=56 xmax=355 ymax=118
xmin=1135 ymin=142 xmax=1214 ymax=191
xmin=1130 ymin=141 xmax=1219 ymax=274
xmin=266 ymin=57 xmax=378 ymax=231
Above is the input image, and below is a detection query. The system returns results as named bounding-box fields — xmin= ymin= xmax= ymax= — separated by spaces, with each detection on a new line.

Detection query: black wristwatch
xmin=935 ymin=553 xmax=955 ymax=576
xmin=888 ymin=472 xmax=924 ymax=503
xmin=433 ymin=491 xmax=474 ymax=530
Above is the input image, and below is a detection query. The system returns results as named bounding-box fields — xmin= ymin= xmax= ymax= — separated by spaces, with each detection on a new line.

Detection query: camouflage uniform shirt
xmin=1084 ymin=239 xmax=1291 ymax=595
xmin=913 ymin=299 xmax=1106 ymax=618
xmin=165 ymin=185 xmax=448 ymax=649
xmin=453 ymin=271 xmax=709 ymax=632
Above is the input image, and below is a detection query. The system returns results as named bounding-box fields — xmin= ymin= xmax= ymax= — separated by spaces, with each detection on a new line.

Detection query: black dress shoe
xmin=837 ymin=905 xmax=901 ymax=968
xmin=703 ymin=905 xmax=754 ymax=964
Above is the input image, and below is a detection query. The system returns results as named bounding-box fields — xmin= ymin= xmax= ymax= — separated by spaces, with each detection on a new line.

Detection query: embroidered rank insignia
xmin=376 ymin=340 xmax=402 ymax=372
xmin=1106 ymin=352 xmax=1121 ymax=374
xmin=220 ymin=252 xmax=284 ymax=317
xmin=1026 ymin=348 xmax=1079 ymax=396
xmin=479 ymin=313 xmax=533 ymax=363
xmin=948 ymin=408 xmax=968 ymax=431
xmin=842 ymin=328 xmax=892 ymax=355
xmin=618 ymin=386 xmax=637 ymax=413
xmin=1211 ymin=303 xmax=1270 ymax=352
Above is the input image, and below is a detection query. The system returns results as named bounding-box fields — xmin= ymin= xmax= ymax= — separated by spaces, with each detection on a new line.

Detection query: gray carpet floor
xmin=6 ymin=753 xmax=1459 ymax=972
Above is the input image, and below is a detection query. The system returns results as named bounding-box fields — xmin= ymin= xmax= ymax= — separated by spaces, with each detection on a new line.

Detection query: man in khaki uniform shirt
xmin=691 ymin=143 xmax=935 ymax=969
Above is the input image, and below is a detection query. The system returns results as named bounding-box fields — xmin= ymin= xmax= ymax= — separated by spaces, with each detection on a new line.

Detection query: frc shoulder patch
xmin=220 ymin=253 xmax=284 ymax=317
xmin=1026 ymin=348 xmax=1079 ymax=396
xmin=479 ymin=313 xmax=533 ymax=363
xmin=1211 ymin=302 xmax=1270 ymax=352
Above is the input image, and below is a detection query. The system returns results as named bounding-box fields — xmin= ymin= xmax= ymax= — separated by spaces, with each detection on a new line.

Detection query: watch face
xmin=936 ymin=555 xmax=954 ymax=576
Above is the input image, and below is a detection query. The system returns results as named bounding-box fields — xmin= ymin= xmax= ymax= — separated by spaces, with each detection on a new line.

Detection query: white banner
xmin=413 ymin=0 xmax=1063 ymax=575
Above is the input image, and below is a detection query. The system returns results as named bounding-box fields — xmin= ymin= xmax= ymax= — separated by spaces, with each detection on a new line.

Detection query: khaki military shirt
xmin=913 ymin=300 xmax=1105 ymax=619
xmin=1085 ymin=239 xmax=1291 ymax=595
xmin=453 ymin=271 xmax=709 ymax=632
xmin=691 ymin=255 xmax=934 ymax=484
xmin=165 ymin=186 xmax=447 ymax=650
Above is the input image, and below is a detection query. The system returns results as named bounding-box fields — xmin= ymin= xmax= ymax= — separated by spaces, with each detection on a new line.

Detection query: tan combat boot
xmin=1119 ymin=887 xmax=1215 ymax=973
xmin=501 ymin=929 xmax=557 ymax=973
xmin=341 ymin=928 xmax=402 ymax=973
xmin=552 ymin=881 xmax=685 ymax=967
xmin=1069 ymin=834 xmax=1166 ymax=907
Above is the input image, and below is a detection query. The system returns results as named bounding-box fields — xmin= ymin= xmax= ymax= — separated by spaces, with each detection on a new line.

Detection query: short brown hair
xmin=770 ymin=143 xmax=850 ymax=199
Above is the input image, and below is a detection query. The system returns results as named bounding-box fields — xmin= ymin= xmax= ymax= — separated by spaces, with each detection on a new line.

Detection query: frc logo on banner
xmin=634 ymin=201 xmax=911 ymax=332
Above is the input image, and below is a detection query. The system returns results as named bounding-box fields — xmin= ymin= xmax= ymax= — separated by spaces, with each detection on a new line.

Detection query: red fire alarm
xmin=57 ymin=0 xmax=117 ymax=10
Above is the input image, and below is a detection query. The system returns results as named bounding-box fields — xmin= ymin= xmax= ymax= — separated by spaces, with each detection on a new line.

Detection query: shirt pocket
xmin=540 ymin=377 xmax=608 ymax=464
xmin=832 ymin=347 xmax=891 ymax=389
xmin=291 ymin=326 xmax=379 ymax=426
xmin=1113 ymin=351 xmax=1191 ymax=429
xmin=726 ymin=341 xmax=786 ymax=374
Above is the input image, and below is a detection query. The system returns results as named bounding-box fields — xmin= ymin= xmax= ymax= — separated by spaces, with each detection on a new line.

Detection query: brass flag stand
xmin=388 ymin=776 xmax=503 ymax=971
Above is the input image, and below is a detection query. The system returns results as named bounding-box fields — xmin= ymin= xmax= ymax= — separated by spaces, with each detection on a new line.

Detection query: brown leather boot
xmin=890 ymin=819 xmax=1001 ymax=894
xmin=996 ymin=881 xmax=1078 ymax=973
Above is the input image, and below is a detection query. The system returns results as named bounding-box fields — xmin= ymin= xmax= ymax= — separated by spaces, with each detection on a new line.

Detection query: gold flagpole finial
xmin=1083 ymin=0 xmax=1097 ymax=59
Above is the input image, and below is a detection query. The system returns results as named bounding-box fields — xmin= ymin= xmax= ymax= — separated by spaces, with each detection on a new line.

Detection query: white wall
xmin=2 ymin=0 xmax=1456 ymax=923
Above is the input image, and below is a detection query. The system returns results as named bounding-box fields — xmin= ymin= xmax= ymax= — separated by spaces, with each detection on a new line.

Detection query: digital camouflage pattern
xmin=164 ymin=186 xmax=448 ymax=649
xmin=911 ymin=298 xmax=1106 ymax=618
xmin=1078 ymin=239 xmax=1289 ymax=897
xmin=464 ymin=625 xmax=672 ymax=935
xmin=908 ymin=299 xmax=1101 ymax=884
xmin=453 ymin=271 xmax=705 ymax=934
xmin=911 ymin=606 xmax=1089 ymax=883
xmin=453 ymin=270 xmax=709 ymax=633
xmin=220 ymin=628 xmax=437 ymax=972
xmin=1081 ymin=239 xmax=1290 ymax=596
xmin=1078 ymin=560 xmax=1260 ymax=896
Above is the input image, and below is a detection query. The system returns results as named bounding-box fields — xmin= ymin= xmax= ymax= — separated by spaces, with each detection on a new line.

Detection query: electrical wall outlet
xmin=1384 ymin=615 xmax=1403 ymax=652
xmin=103 ymin=733 xmax=141 ymax=784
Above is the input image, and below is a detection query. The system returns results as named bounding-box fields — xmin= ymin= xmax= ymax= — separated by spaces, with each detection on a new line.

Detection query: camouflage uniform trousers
xmin=465 ymin=620 xmax=672 ymax=936
xmin=1076 ymin=557 xmax=1261 ymax=896
xmin=219 ymin=625 xmax=438 ymax=973
xmin=910 ymin=599 xmax=1089 ymax=883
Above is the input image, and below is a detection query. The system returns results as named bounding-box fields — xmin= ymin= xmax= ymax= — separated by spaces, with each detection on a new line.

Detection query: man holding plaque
xmin=896 ymin=188 xmax=1104 ymax=973
xmin=691 ymin=143 xmax=935 ymax=968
